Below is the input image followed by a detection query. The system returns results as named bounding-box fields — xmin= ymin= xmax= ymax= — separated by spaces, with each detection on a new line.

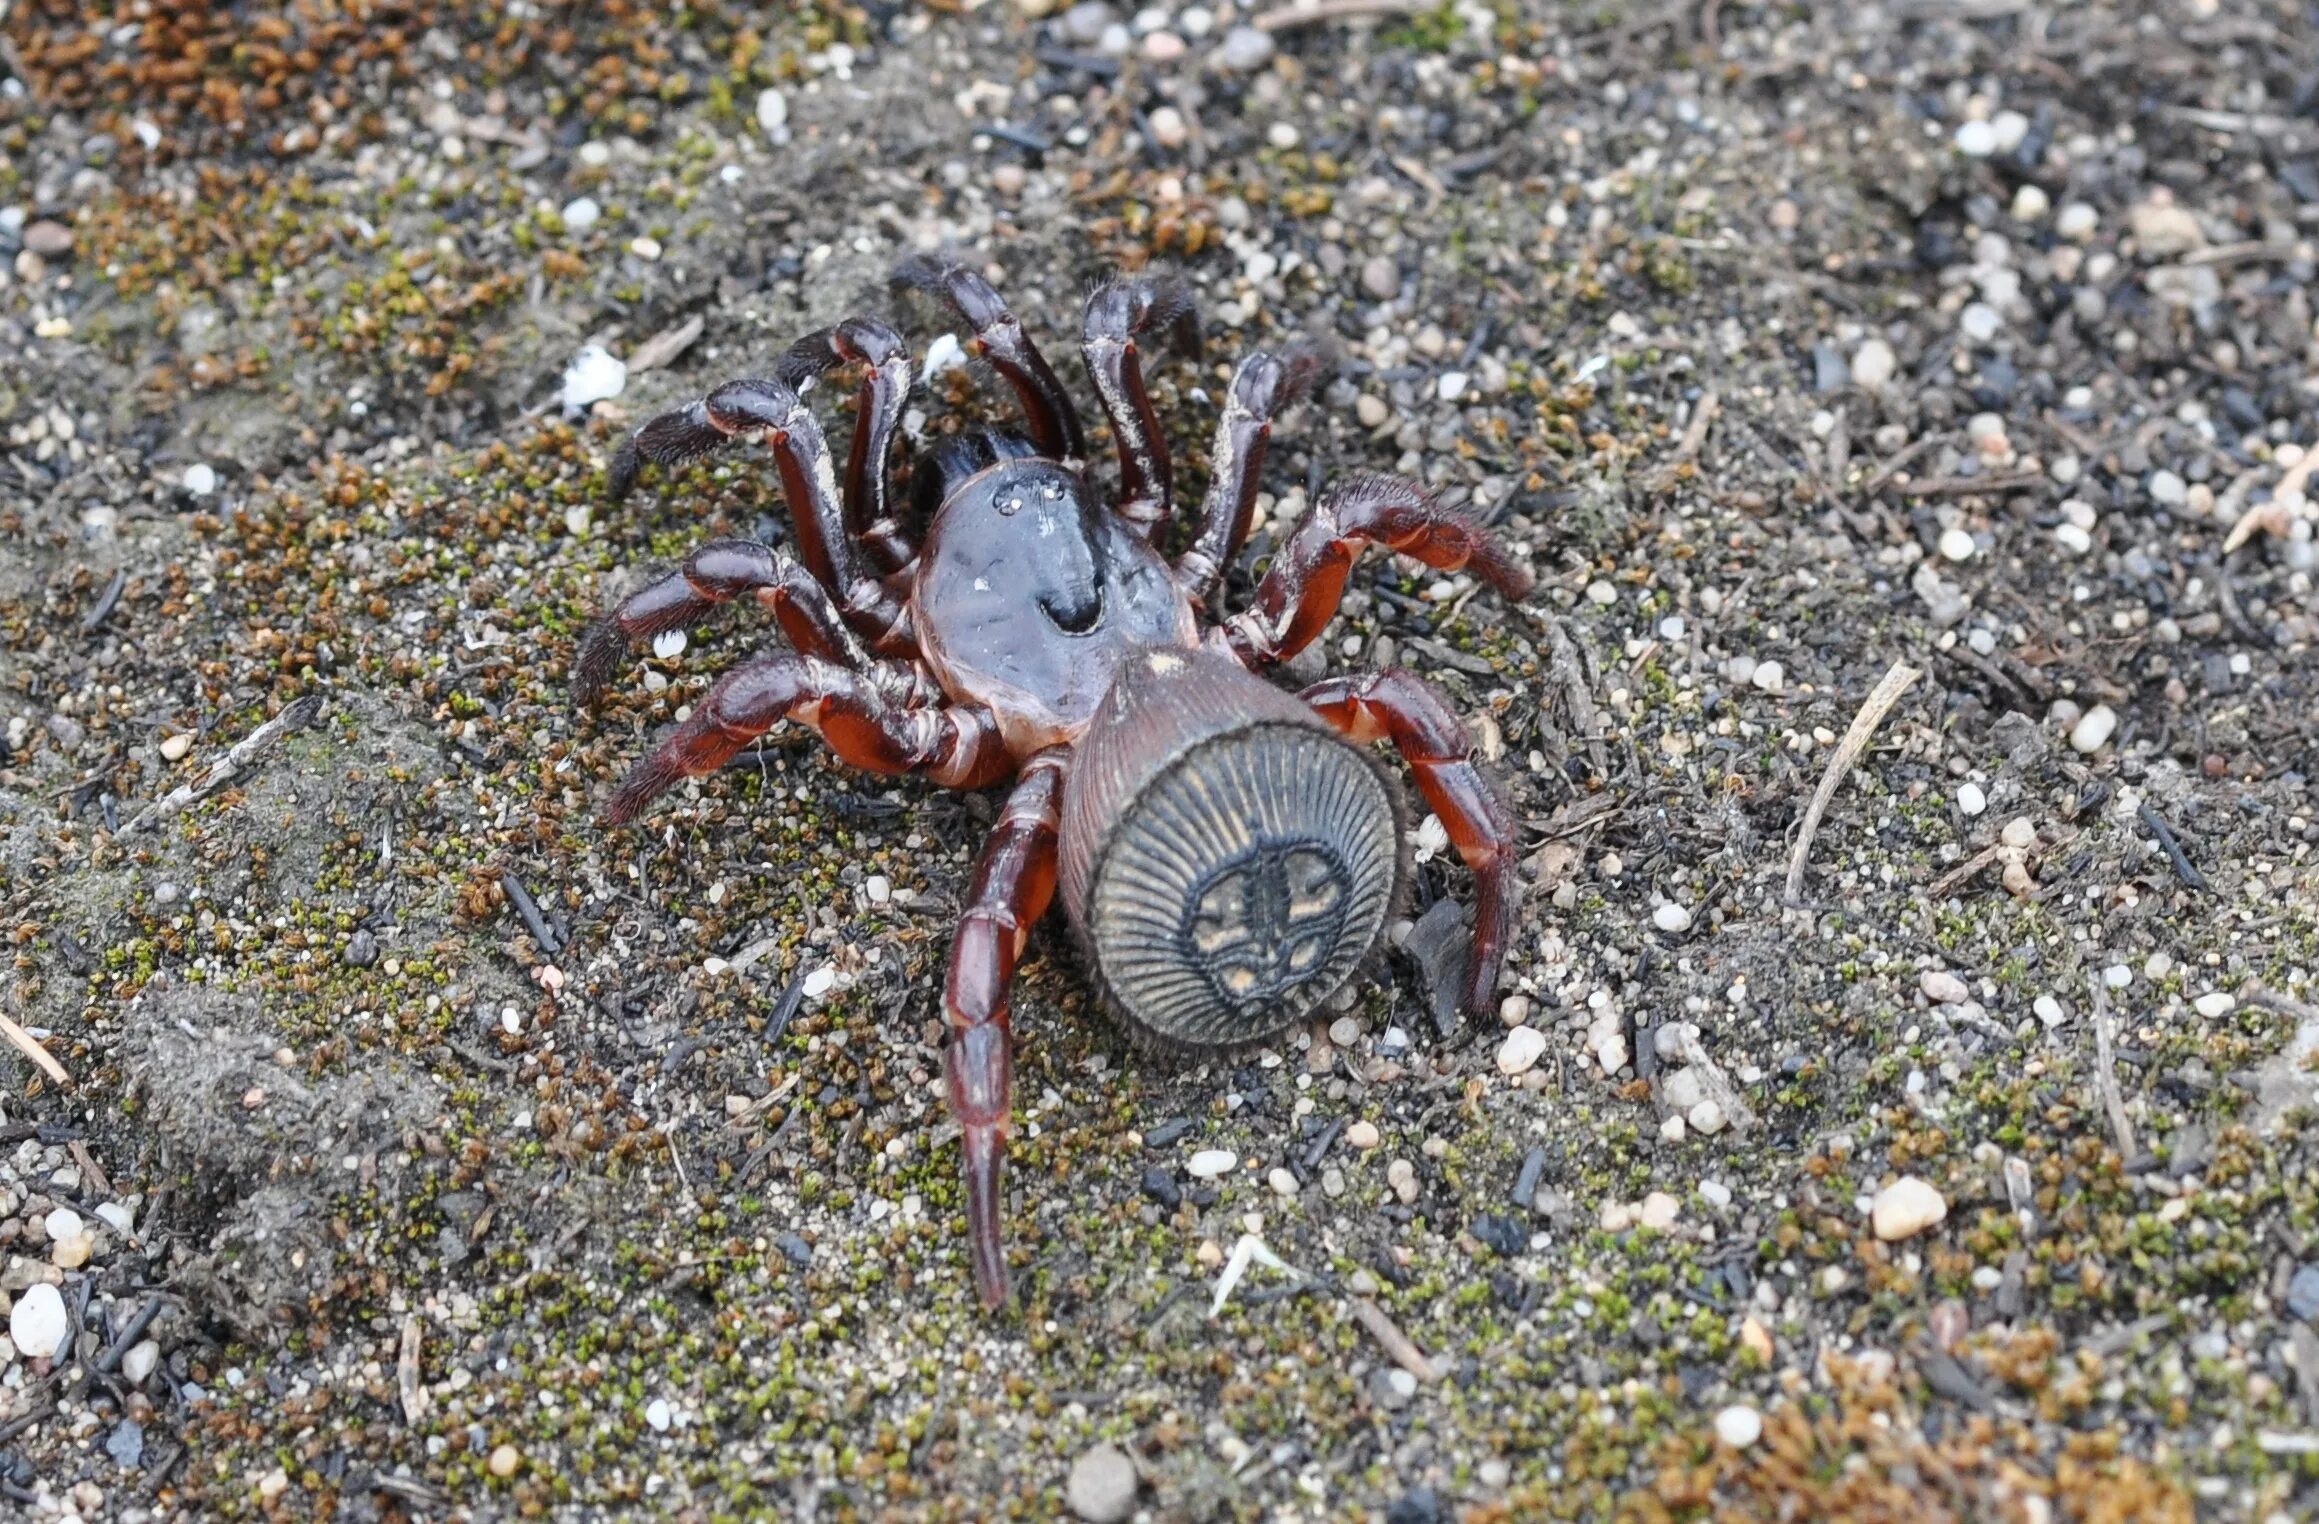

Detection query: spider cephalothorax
xmin=578 ymin=256 xmax=1533 ymax=1306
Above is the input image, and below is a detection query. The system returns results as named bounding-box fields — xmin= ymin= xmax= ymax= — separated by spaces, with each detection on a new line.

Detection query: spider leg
xmin=1080 ymin=270 xmax=1199 ymax=544
xmin=1299 ymin=669 xmax=1517 ymax=1016
xmin=941 ymin=748 xmax=1066 ymax=1308
xmin=893 ymin=254 xmax=1087 ymax=461
xmin=1221 ymin=474 xmax=1534 ymax=668
xmin=1173 ymin=344 xmax=1323 ymax=606
xmin=602 ymin=656 xmax=1010 ymax=825
xmin=777 ymin=318 xmax=917 ymax=574
xmin=571 ymin=537 xmax=937 ymax=709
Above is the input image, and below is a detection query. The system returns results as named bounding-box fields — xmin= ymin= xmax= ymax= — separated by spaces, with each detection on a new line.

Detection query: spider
xmin=576 ymin=256 xmax=1533 ymax=1306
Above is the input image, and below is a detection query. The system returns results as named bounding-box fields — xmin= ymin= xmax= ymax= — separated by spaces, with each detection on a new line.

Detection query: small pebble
xmin=1639 ymin=1191 xmax=1680 ymax=1230
xmin=1851 ymin=339 xmax=1896 ymax=390
xmin=2034 ymin=995 xmax=2066 ymax=1027
xmin=1871 ymin=1177 xmax=1948 ymax=1241
xmin=1688 ymin=1100 xmax=1727 ymax=1135
xmin=1750 ymin=660 xmax=1785 ymax=693
xmin=1496 ymin=1026 xmax=1548 ymax=1076
xmin=628 ymin=235 xmax=662 ymax=260
xmin=1938 ymin=528 xmax=1976 ymax=563
xmin=561 ymin=196 xmax=601 ymax=231
xmin=2010 ymin=184 xmax=2050 ymax=222
xmin=488 ymin=1444 xmax=522 ymax=1478
xmin=2289 ymin=1266 xmax=2319 ymax=1324
xmin=1148 ymin=106 xmax=1188 ymax=150
xmin=1652 ymin=903 xmax=1693 ymax=934
xmin=2068 ymin=704 xmax=2118 ymax=754
xmin=1959 ymin=303 xmax=2001 ymax=343
xmin=1067 ymin=1444 xmax=1139 ymax=1523
xmin=1215 ymin=24 xmax=1275 ymax=71
xmin=2056 ymin=202 xmax=2099 ymax=240
xmin=183 ymin=462 xmax=218 ymax=496
xmin=755 ymin=88 xmax=789 ymax=135
xmin=2000 ymin=817 xmax=2038 ymax=849
xmin=1359 ymin=255 xmax=1398 ymax=301
xmin=1187 ymin=1149 xmax=1237 ymax=1179
xmin=560 ymin=345 xmax=627 ymax=412
xmin=1355 ymin=394 xmax=1390 ymax=428
xmin=1387 ymin=1158 xmax=1419 ymax=1204
xmin=10 ymin=1284 xmax=67 ymax=1360
xmin=1267 ymin=1167 xmax=1299 ymax=1198
xmin=1698 ymin=1179 xmax=1733 ymax=1208
xmin=2193 ymin=992 xmax=2235 ymax=1018
xmin=160 ymin=732 xmax=194 ymax=761
xmin=1958 ymin=782 xmax=1987 ymax=816
xmin=646 ymin=1398 xmax=672 ymax=1433
xmin=1988 ymin=110 xmax=2030 ymax=152
xmin=1953 ymin=120 xmax=1997 ymax=157
xmin=1715 ymin=1405 xmax=1763 ymax=1448
xmin=1346 ymin=1121 xmax=1381 ymax=1151
xmin=122 ymin=1340 xmax=161 ymax=1386
xmin=1920 ymin=970 xmax=1969 ymax=1005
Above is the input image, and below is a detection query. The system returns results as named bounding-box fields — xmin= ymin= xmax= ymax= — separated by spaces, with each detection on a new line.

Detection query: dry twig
xmin=1252 ymin=0 xmax=1427 ymax=29
xmin=123 ymin=694 xmax=326 ymax=836
xmin=2090 ymin=976 xmax=2137 ymax=1160
xmin=399 ymin=1315 xmax=429 ymax=1426
xmin=0 ymin=1010 xmax=71 ymax=1087
xmin=1784 ymin=661 xmax=1922 ymax=902
xmin=1350 ymin=1297 xmax=1442 ymax=1382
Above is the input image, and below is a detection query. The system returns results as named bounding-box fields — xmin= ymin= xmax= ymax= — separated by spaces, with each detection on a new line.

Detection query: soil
xmin=1 ymin=1 xmax=2316 ymax=1520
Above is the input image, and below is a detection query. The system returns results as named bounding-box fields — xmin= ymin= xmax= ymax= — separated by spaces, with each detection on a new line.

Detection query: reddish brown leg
xmin=1173 ymin=345 xmax=1322 ymax=606
xmin=1081 ymin=271 xmax=1197 ymax=542
xmin=893 ymin=255 xmax=1087 ymax=461
xmin=941 ymin=748 xmax=1066 ymax=1308
xmin=602 ymin=656 xmax=1010 ymax=825
xmin=777 ymin=318 xmax=916 ymax=574
xmin=1299 ymin=669 xmax=1516 ymax=1015
xmin=1223 ymin=474 xmax=1535 ymax=668
xmin=607 ymin=377 xmax=915 ymax=657
xmin=572 ymin=538 xmax=918 ymax=706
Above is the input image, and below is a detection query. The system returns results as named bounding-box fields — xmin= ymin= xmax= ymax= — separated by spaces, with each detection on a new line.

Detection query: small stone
xmin=560 ymin=196 xmax=601 ymax=231
xmin=1953 ymin=119 xmax=1998 ymax=157
xmin=1498 ymin=995 xmax=1531 ymax=1028
xmin=1141 ymin=1166 xmax=1181 ymax=1209
xmin=800 ymin=966 xmax=837 ymax=1000
xmin=489 ymin=1443 xmax=522 ymax=1478
xmin=23 ymin=219 xmax=72 ymax=257
xmin=1751 ymin=660 xmax=1785 ymax=693
xmin=1436 ymin=371 xmax=1469 ymax=403
xmin=1715 ymin=1405 xmax=1763 ymax=1448
xmin=2000 ymin=817 xmax=2038 ymax=849
xmin=2010 ymin=184 xmax=2050 ymax=222
xmin=1346 ymin=1120 xmax=1381 ymax=1150
xmin=1387 ymin=1158 xmax=1419 ymax=1204
xmin=560 ymin=344 xmax=627 ymax=412
xmin=1988 ymin=110 xmax=2030 ymax=153
xmin=1652 ymin=902 xmax=1693 ymax=934
xmin=1215 ymin=24 xmax=1275 ymax=71
xmin=2289 ymin=1265 xmax=2319 ymax=1323
xmin=1355 ymin=394 xmax=1390 ymax=428
xmin=2193 ymin=992 xmax=2235 ymax=1018
xmin=1142 ymin=29 xmax=1186 ymax=62
xmin=10 ymin=1283 xmax=67 ymax=1360
xmin=257 ymin=1469 xmax=289 ymax=1504
xmin=2056 ymin=202 xmax=2099 ymax=240
xmin=1871 ymin=1177 xmax=1948 ymax=1241
xmin=2034 ymin=995 xmax=2066 ymax=1027
xmin=1596 ymin=1032 xmax=1630 ymax=1076
xmin=1958 ymin=782 xmax=1987 ymax=816
xmin=991 ymin=163 xmax=1027 ymax=196
xmin=1268 ymin=1167 xmax=1299 ymax=1197
xmin=1187 ymin=1148 xmax=1236 ymax=1179
xmin=2148 ymin=470 xmax=2187 ymax=507
xmin=1920 ymin=970 xmax=1969 ymax=1005
xmin=1938 ymin=528 xmax=1976 ymax=563
xmin=1148 ymin=106 xmax=1188 ymax=150
xmin=1661 ymin=1066 xmax=1707 ymax=1113
xmin=1959 ymin=303 xmax=2001 ymax=343
xmin=755 ymin=88 xmax=789 ymax=135
xmin=1360 ymin=255 xmax=1399 ymax=301
xmin=1067 ymin=1444 xmax=1139 ymax=1523
xmin=1660 ymin=1114 xmax=1689 ymax=1144
xmin=1638 ymin=1191 xmax=1680 ymax=1230
xmin=122 ymin=1340 xmax=161 ymax=1385
xmin=646 ymin=1398 xmax=672 ymax=1432
xmin=51 ymin=1233 xmax=92 ymax=1270
xmin=182 ymin=462 xmax=218 ymax=496
xmin=43 ymin=1207 xmax=82 ymax=1244
xmin=95 ymin=1203 xmax=133 ymax=1235
xmin=628 ymin=235 xmax=662 ymax=260
xmin=1496 ymin=1026 xmax=1548 ymax=1076
xmin=160 ymin=732 xmax=194 ymax=761
xmin=1698 ymin=1179 xmax=1733 ymax=1208
xmin=1739 ymin=1316 xmax=1774 ymax=1363
xmin=1851 ymin=339 xmax=1897 ymax=390
xmin=2128 ymin=197 xmax=2206 ymax=257
xmin=2068 ymin=704 xmax=2118 ymax=754
xmin=1689 ymin=1100 xmax=1727 ymax=1135
xmin=865 ymin=875 xmax=892 ymax=904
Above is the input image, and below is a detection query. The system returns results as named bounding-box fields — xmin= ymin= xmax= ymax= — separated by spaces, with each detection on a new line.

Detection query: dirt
xmin=2 ymin=1 xmax=2317 ymax=1520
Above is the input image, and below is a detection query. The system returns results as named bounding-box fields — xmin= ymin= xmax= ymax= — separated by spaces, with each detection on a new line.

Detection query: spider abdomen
xmin=1059 ymin=647 xmax=1404 ymax=1050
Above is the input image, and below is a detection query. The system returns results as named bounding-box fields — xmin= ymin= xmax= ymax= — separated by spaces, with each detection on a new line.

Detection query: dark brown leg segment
xmin=572 ymin=538 xmax=888 ymax=706
xmin=609 ymin=376 xmax=915 ymax=656
xmin=1173 ymin=345 xmax=1322 ymax=606
xmin=1223 ymin=474 xmax=1534 ymax=668
xmin=893 ymin=255 xmax=1086 ymax=461
xmin=602 ymin=656 xmax=1011 ymax=825
xmin=940 ymin=749 xmax=1066 ymax=1308
xmin=1081 ymin=271 xmax=1197 ymax=542
xmin=777 ymin=318 xmax=917 ymax=574
xmin=1299 ymin=669 xmax=1517 ymax=1016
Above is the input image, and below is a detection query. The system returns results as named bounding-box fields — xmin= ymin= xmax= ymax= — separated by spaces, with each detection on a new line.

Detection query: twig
xmin=499 ymin=868 xmax=563 ymax=955
xmin=1889 ymin=471 xmax=2049 ymax=499
xmin=94 ymin=1297 xmax=165 ymax=1372
xmin=1670 ymin=1024 xmax=1758 ymax=1137
xmin=1928 ymin=841 xmax=2008 ymax=899
xmin=80 ymin=569 xmax=127 ymax=635
xmin=0 ymin=1010 xmax=71 ymax=1087
xmin=122 ymin=694 xmax=325 ymax=835
xmin=1652 ymin=390 xmax=1720 ymax=488
xmin=2180 ymin=240 xmax=2300 ymax=269
xmin=1784 ymin=662 xmax=1922 ymax=901
xmin=1856 ymin=433 xmax=1944 ymax=499
xmin=1350 ymin=1297 xmax=1442 ymax=1382
xmin=2089 ymin=976 xmax=2136 ymax=1160
xmin=399 ymin=1316 xmax=428 ymax=1425
xmin=1252 ymin=0 xmax=1427 ymax=29
xmin=2135 ymin=802 xmax=2208 ymax=892
xmin=68 ymin=1140 xmax=112 ymax=1198
xmin=1540 ymin=617 xmax=1607 ymax=776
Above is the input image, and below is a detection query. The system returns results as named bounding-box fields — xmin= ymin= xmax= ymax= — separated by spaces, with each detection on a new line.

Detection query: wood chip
xmin=399 ymin=1315 xmax=429 ymax=1426
xmin=0 ymin=1009 xmax=71 ymax=1087
xmin=1253 ymin=0 xmax=1428 ymax=28
xmin=1784 ymin=661 xmax=1922 ymax=902
xmin=625 ymin=314 xmax=705 ymax=374
xmin=1350 ymin=1297 xmax=1442 ymax=1383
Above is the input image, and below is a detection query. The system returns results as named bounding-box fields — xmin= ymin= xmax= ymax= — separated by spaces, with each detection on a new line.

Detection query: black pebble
xmin=1470 ymin=1213 xmax=1527 ymax=1256
xmin=1141 ymin=1167 xmax=1181 ymax=1210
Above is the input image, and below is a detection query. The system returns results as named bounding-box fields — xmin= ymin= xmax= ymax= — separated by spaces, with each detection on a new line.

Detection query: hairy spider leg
xmin=1080 ymin=271 xmax=1199 ymax=543
xmin=941 ymin=748 xmax=1067 ymax=1308
xmin=1221 ymin=474 xmax=1535 ymax=668
xmin=1299 ymin=669 xmax=1518 ymax=1015
xmin=1172 ymin=344 xmax=1323 ymax=606
xmin=602 ymin=656 xmax=1010 ymax=825
xmin=776 ymin=317 xmax=918 ymax=575
xmin=893 ymin=254 xmax=1087 ymax=461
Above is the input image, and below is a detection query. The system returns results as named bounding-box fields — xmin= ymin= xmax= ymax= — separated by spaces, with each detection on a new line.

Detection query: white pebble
xmin=800 ymin=966 xmax=838 ymax=1000
xmin=1715 ymin=1405 xmax=1764 ymax=1448
xmin=2010 ymin=184 xmax=2050 ymax=222
xmin=1437 ymin=371 xmax=1469 ymax=403
xmin=1920 ymin=970 xmax=1969 ymax=1005
xmin=2068 ymin=704 xmax=2118 ymax=754
xmin=646 ymin=1398 xmax=672 ymax=1432
xmin=1954 ymin=120 xmax=1997 ymax=157
xmin=1750 ymin=660 xmax=1785 ymax=693
xmin=1938 ymin=528 xmax=1976 ymax=563
xmin=755 ymin=88 xmax=789 ymax=135
xmin=1595 ymin=1032 xmax=1629 ymax=1076
xmin=1688 ymin=1099 xmax=1727 ymax=1135
xmin=1652 ymin=903 xmax=1693 ymax=934
xmin=1497 ymin=1026 xmax=1548 ymax=1076
xmin=122 ymin=1339 xmax=161 ymax=1386
xmin=1698 ymin=1179 xmax=1733 ymax=1208
xmin=1958 ymin=782 xmax=1987 ymax=817
xmin=95 ymin=1203 xmax=134 ymax=1236
xmin=10 ymin=1284 xmax=67 ymax=1360
xmin=1870 ymin=1177 xmax=1948 ymax=1241
xmin=1988 ymin=110 xmax=2029 ymax=153
xmin=1851 ymin=339 xmax=1897 ymax=390
xmin=651 ymin=628 xmax=687 ymax=660
xmin=865 ymin=875 xmax=892 ymax=904
xmin=2193 ymin=992 xmax=2236 ymax=1018
xmin=1187 ymin=1149 xmax=1237 ymax=1179
xmin=1268 ymin=1167 xmax=1300 ymax=1197
xmin=1639 ymin=1191 xmax=1680 ymax=1230
xmin=42 ymin=1208 xmax=83 ymax=1244
xmin=2034 ymin=995 xmax=2066 ymax=1027
xmin=2056 ymin=202 xmax=2099 ymax=240
xmin=2148 ymin=470 xmax=2187 ymax=507
xmin=183 ymin=462 xmax=218 ymax=496
xmin=1959 ymin=303 xmax=2001 ymax=343
xmin=559 ymin=344 xmax=628 ymax=413
xmin=160 ymin=732 xmax=194 ymax=762
xmin=560 ymin=196 xmax=601 ymax=231
xmin=2054 ymin=522 xmax=2092 ymax=554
